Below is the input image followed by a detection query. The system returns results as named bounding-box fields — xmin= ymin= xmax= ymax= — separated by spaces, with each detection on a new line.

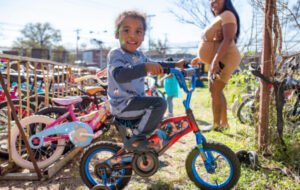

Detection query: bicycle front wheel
xmin=186 ymin=141 xmax=240 ymax=190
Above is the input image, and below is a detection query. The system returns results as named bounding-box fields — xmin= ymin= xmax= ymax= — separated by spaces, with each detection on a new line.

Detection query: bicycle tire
xmin=186 ymin=141 xmax=240 ymax=190
xmin=36 ymin=106 xmax=69 ymax=119
xmin=80 ymin=141 xmax=132 ymax=190
xmin=27 ymin=94 xmax=52 ymax=111
xmin=236 ymin=95 xmax=256 ymax=125
xmin=231 ymin=94 xmax=253 ymax=118
xmin=0 ymin=99 xmax=35 ymax=159
xmin=10 ymin=115 xmax=65 ymax=170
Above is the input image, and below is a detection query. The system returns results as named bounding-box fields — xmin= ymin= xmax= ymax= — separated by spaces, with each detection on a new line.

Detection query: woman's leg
xmin=209 ymin=80 xmax=227 ymax=127
xmin=220 ymin=91 xmax=228 ymax=126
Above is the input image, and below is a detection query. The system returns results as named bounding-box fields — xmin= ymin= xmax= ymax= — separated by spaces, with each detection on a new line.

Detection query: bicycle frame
xmin=158 ymin=113 xmax=206 ymax=155
xmin=157 ymin=67 xmax=206 ymax=154
xmin=29 ymin=98 xmax=110 ymax=148
xmin=114 ymin=66 xmax=215 ymax=171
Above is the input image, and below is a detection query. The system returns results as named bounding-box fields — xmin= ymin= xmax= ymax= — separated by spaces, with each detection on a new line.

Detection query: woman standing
xmin=192 ymin=0 xmax=241 ymax=131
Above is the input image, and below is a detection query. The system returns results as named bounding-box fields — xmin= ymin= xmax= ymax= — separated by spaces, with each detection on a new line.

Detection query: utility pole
xmin=259 ymin=0 xmax=274 ymax=152
xmin=75 ymin=29 xmax=81 ymax=60
xmin=146 ymin=14 xmax=156 ymax=51
xmin=91 ymin=38 xmax=103 ymax=68
xmin=90 ymin=30 xmax=107 ymax=68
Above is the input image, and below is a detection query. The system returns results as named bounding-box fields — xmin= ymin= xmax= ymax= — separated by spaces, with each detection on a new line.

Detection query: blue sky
xmin=0 ymin=0 xmax=298 ymax=52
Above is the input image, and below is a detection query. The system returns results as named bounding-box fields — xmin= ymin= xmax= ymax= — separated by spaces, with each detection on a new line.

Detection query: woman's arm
xmin=210 ymin=23 xmax=237 ymax=77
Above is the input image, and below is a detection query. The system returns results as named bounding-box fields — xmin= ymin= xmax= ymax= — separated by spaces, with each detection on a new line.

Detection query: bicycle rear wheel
xmin=186 ymin=141 xmax=240 ymax=190
xmin=10 ymin=115 xmax=65 ymax=169
xmin=80 ymin=142 xmax=132 ymax=190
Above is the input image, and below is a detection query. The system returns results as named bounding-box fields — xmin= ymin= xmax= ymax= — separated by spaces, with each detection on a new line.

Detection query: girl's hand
xmin=145 ymin=63 xmax=164 ymax=75
xmin=166 ymin=73 xmax=172 ymax=78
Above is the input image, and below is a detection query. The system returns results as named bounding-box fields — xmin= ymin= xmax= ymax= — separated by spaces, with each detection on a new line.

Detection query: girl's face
xmin=116 ymin=16 xmax=145 ymax=53
xmin=210 ymin=0 xmax=225 ymax=16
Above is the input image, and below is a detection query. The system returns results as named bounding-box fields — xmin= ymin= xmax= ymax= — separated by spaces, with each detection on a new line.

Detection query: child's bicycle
xmin=10 ymin=88 xmax=112 ymax=170
xmin=79 ymin=65 xmax=241 ymax=190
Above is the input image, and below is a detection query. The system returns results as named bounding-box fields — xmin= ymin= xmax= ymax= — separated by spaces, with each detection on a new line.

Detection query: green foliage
xmin=226 ymin=65 xmax=258 ymax=105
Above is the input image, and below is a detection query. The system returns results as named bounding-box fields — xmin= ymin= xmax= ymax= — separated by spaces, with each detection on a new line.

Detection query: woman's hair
xmin=115 ymin=10 xmax=147 ymax=34
xmin=212 ymin=0 xmax=240 ymax=43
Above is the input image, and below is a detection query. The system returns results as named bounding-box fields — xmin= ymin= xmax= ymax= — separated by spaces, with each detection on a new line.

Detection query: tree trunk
xmin=258 ymin=0 xmax=274 ymax=152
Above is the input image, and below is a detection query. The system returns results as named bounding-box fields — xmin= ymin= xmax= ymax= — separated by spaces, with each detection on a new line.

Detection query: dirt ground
xmin=0 ymin=132 xmax=198 ymax=190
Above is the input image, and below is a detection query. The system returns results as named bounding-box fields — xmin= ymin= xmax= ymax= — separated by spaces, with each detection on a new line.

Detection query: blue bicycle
xmin=79 ymin=65 xmax=241 ymax=190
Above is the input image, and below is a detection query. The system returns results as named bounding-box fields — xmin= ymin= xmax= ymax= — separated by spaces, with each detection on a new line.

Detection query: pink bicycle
xmin=10 ymin=90 xmax=112 ymax=170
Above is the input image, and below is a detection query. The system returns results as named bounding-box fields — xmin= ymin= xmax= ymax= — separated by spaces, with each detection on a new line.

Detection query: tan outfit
xmin=197 ymin=10 xmax=241 ymax=83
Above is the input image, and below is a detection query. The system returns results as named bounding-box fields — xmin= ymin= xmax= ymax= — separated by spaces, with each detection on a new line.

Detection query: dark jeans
xmin=120 ymin=96 xmax=167 ymax=135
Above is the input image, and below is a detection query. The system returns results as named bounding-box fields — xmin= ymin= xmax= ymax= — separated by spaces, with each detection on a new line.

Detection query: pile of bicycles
xmin=233 ymin=56 xmax=299 ymax=140
xmin=0 ymin=61 xmax=109 ymax=159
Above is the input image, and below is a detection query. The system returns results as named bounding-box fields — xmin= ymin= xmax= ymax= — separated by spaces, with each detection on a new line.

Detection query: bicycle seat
xmin=83 ymin=86 xmax=106 ymax=96
xmin=52 ymin=96 xmax=82 ymax=106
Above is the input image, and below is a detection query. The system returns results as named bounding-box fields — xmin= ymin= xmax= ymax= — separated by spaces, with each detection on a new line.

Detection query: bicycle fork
xmin=195 ymin=131 xmax=216 ymax=173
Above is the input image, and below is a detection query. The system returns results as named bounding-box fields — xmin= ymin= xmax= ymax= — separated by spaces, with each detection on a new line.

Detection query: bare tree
xmin=247 ymin=0 xmax=300 ymax=54
xmin=287 ymin=0 xmax=300 ymax=28
xmin=169 ymin=0 xmax=212 ymax=29
xmin=151 ymin=38 xmax=169 ymax=56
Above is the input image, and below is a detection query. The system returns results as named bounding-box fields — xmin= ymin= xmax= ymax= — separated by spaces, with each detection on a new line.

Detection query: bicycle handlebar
xmin=163 ymin=64 xmax=201 ymax=93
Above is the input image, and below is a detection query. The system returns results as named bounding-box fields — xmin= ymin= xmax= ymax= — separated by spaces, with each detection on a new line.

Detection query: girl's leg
xmin=120 ymin=96 xmax=167 ymax=135
xmin=167 ymin=96 xmax=174 ymax=115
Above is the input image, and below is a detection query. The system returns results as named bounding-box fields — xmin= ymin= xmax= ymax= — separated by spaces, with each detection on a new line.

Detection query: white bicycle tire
xmin=10 ymin=115 xmax=65 ymax=170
